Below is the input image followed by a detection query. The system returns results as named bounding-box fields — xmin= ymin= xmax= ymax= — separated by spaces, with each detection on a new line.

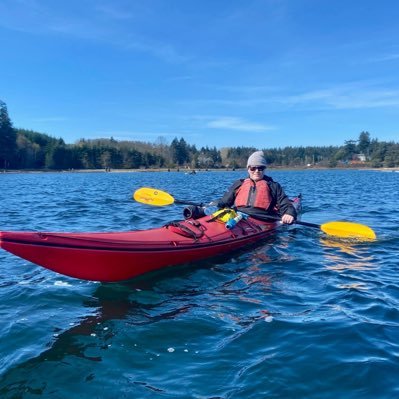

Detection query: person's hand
xmin=281 ymin=214 xmax=295 ymax=224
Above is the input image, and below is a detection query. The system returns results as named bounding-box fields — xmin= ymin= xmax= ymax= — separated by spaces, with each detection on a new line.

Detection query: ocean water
xmin=0 ymin=169 xmax=398 ymax=398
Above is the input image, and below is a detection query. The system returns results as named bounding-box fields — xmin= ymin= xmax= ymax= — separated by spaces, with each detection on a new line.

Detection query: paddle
xmin=133 ymin=187 xmax=376 ymax=240
xmin=133 ymin=187 xmax=199 ymax=206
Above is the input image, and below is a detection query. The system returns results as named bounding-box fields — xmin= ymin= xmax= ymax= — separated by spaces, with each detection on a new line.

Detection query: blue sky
xmin=1 ymin=0 xmax=399 ymax=149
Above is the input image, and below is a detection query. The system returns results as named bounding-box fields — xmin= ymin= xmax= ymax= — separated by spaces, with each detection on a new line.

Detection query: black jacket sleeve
xmin=268 ymin=180 xmax=297 ymax=218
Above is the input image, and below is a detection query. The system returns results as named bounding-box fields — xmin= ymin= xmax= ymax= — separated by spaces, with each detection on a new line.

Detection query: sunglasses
xmin=248 ymin=166 xmax=265 ymax=172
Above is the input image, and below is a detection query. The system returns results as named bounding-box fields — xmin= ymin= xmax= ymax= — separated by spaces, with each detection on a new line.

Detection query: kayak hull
xmin=0 ymin=198 xmax=301 ymax=282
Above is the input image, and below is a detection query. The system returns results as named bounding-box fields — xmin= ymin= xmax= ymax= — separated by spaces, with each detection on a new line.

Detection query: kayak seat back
xmin=165 ymin=220 xmax=205 ymax=240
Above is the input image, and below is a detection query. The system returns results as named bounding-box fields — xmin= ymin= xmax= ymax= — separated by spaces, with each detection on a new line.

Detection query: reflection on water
xmin=337 ymin=282 xmax=370 ymax=290
xmin=321 ymin=237 xmax=376 ymax=271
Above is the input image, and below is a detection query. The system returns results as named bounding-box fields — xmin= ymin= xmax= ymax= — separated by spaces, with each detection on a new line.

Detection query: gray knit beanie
xmin=247 ymin=151 xmax=267 ymax=167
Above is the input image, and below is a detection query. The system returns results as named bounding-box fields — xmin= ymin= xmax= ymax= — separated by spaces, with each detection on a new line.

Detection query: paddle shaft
xmin=133 ymin=188 xmax=376 ymax=239
xmin=172 ymin=199 xmax=297 ymax=224
xmin=173 ymin=201 xmax=349 ymax=234
xmin=172 ymin=198 xmax=309 ymax=227
xmin=174 ymin=199 xmax=200 ymax=206
xmin=295 ymin=220 xmax=321 ymax=229
xmin=133 ymin=188 xmax=304 ymax=225
xmin=263 ymin=213 xmax=320 ymax=228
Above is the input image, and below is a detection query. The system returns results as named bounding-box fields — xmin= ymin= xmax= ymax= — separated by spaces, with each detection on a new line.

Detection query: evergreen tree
xmin=170 ymin=137 xmax=190 ymax=165
xmin=0 ymin=100 xmax=17 ymax=169
xmin=343 ymin=140 xmax=357 ymax=161
xmin=358 ymin=131 xmax=371 ymax=157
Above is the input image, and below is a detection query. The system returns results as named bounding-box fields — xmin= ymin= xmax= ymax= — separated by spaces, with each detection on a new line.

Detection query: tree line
xmin=1 ymin=100 xmax=398 ymax=170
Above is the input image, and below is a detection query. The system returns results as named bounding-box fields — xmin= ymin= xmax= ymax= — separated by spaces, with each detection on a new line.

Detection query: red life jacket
xmin=234 ymin=179 xmax=273 ymax=209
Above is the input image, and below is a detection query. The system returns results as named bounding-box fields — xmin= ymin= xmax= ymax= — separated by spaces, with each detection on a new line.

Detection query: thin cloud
xmin=207 ymin=117 xmax=274 ymax=132
xmin=0 ymin=1 xmax=189 ymax=64
xmin=282 ymin=83 xmax=399 ymax=109
xmin=175 ymin=80 xmax=399 ymax=112
xmin=125 ymin=39 xmax=191 ymax=64
xmin=95 ymin=4 xmax=134 ymax=21
xmin=368 ymin=52 xmax=399 ymax=63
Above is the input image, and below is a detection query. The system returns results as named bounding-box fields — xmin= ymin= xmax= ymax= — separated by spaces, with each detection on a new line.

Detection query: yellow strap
xmin=211 ymin=208 xmax=237 ymax=222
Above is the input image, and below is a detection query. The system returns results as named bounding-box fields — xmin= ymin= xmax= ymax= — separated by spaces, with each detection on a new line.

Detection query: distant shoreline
xmin=2 ymin=166 xmax=399 ymax=174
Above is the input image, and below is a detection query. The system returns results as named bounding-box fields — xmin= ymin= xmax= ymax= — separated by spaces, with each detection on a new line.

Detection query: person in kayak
xmin=215 ymin=150 xmax=297 ymax=224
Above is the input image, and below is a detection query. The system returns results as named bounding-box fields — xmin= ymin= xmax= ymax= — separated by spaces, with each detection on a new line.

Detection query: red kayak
xmin=0 ymin=197 xmax=301 ymax=282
